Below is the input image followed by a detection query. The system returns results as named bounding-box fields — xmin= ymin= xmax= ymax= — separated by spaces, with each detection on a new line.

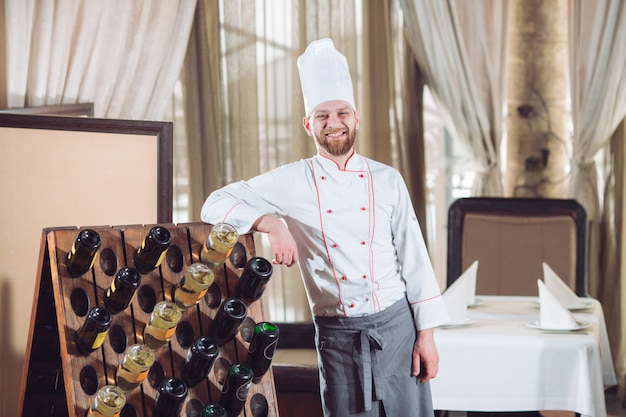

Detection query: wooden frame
xmin=446 ymin=197 xmax=588 ymax=296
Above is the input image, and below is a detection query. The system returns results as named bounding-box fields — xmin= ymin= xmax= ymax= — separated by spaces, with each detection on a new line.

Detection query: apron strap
xmin=357 ymin=328 xmax=385 ymax=411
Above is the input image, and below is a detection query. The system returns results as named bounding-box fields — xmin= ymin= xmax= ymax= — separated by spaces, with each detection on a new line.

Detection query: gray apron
xmin=314 ymin=298 xmax=435 ymax=417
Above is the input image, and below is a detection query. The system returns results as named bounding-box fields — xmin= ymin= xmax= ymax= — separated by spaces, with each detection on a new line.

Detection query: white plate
xmin=531 ymin=299 xmax=593 ymax=311
xmin=525 ymin=320 xmax=592 ymax=332
xmin=468 ymin=297 xmax=484 ymax=308
xmin=439 ymin=318 xmax=476 ymax=329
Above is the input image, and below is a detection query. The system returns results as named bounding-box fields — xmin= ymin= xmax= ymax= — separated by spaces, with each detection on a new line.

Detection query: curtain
xmin=1 ymin=2 xmax=196 ymax=416
xmin=569 ymin=0 xmax=626 ymax=390
xmin=398 ymin=0 xmax=509 ymax=197
xmin=5 ymin=0 xmax=196 ymax=119
xmin=569 ymin=0 xmax=626 ymax=300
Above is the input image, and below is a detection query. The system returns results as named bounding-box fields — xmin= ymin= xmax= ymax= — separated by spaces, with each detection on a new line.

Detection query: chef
xmin=201 ymin=38 xmax=449 ymax=417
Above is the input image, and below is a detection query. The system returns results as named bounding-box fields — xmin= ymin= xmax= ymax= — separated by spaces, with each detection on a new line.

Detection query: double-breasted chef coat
xmin=201 ymin=151 xmax=449 ymax=331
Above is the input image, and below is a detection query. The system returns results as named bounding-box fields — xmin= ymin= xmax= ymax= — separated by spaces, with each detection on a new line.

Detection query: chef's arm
xmin=252 ymin=215 xmax=299 ymax=267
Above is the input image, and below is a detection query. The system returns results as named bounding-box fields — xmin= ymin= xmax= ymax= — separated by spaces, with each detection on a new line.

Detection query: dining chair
xmin=446 ymin=197 xmax=588 ymax=297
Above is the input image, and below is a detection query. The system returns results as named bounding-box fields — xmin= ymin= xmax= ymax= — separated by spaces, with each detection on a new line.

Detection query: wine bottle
xmin=200 ymin=223 xmax=238 ymax=268
xmin=86 ymin=385 xmax=126 ymax=417
xmin=201 ymin=404 xmax=228 ymax=417
xmin=104 ymin=266 xmax=141 ymax=315
xmin=236 ymin=257 xmax=273 ymax=303
xmin=173 ymin=262 xmax=215 ymax=309
xmin=210 ymin=298 xmax=248 ymax=346
xmin=143 ymin=300 xmax=183 ymax=350
xmin=66 ymin=228 xmax=101 ymax=278
xmin=245 ymin=321 xmax=280 ymax=383
xmin=182 ymin=336 xmax=220 ymax=388
xmin=115 ymin=343 xmax=155 ymax=392
xmin=219 ymin=363 xmax=253 ymax=417
xmin=134 ymin=226 xmax=172 ymax=274
xmin=75 ymin=306 xmax=112 ymax=355
xmin=153 ymin=377 xmax=188 ymax=417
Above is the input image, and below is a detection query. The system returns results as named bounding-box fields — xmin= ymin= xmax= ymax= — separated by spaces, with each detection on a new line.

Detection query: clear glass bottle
xmin=174 ymin=262 xmax=215 ymax=309
xmin=236 ymin=256 xmax=273 ymax=303
xmin=86 ymin=385 xmax=126 ymax=417
xmin=115 ymin=343 xmax=155 ymax=392
xmin=134 ymin=226 xmax=172 ymax=274
xmin=75 ymin=306 xmax=112 ymax=355
xmin=219 ymin=363 xmax=253 ymax=417
xmin=104 ymin=266 xmax=141 ymax=315
xmin=143 ymin=300 xmax=183 ymax=350
xmin=200 ymin=223 xmax=238 ymax=268
xmin=182 ymin=336 xmax=220 ymax=387
xmin=245 ymin=321 xmax=280 ymax=383
xmin=153 ymin=377 xmax=188 ymax=417
xmin=66 ymin=228 xmax=101 ymax=278
xmin=210 ymin=298 xmax=248 ymax=346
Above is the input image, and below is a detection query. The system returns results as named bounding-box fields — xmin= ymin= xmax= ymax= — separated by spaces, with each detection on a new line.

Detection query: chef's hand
xmin=252 ymin=215 xmax=298 ymax=267
xmin=412 ymin=327 xmax=439 ymax=383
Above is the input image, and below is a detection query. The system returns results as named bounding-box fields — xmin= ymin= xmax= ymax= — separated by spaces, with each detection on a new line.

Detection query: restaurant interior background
xmin=1 ymin=0 xmax=625 ymax=416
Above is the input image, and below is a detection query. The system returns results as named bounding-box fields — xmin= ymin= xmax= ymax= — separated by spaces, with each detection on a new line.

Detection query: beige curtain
xmin=569 ymin=0 xmax=626 ymax=303
xmin=399 ymin=0 xmax=509 ymax=197
xmin=1 ymin=2 xmax=196 ymax=416
xmin=5 ymin=0 xmax=196 ymax=119
xmin=182 ymin=0 xmax=426 ymax=321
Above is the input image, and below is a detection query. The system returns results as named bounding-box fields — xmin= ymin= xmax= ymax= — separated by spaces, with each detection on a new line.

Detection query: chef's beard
xmin=315 ymin=127 xmax=356 ymax=156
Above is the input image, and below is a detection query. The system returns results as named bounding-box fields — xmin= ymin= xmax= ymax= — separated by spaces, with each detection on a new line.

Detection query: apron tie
xmin=357 ymin=328 xmax=385 ymax=411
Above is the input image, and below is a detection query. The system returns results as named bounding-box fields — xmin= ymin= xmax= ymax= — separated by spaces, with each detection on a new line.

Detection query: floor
xmin=445 ymin=386 xmax=626 ymax=417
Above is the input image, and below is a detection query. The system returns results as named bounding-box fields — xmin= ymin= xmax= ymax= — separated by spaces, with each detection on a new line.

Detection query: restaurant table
xmin=431 ymin=295 xmax=617 ymax=417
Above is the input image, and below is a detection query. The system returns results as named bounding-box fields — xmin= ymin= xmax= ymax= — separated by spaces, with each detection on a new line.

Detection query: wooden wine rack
xmin=18 ymin=223 xmax=279 ymax=417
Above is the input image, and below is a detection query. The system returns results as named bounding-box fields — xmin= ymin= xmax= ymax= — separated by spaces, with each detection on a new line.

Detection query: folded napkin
xmin=542 ymin=262 xmax=586 ymax=309
xmin=442 ymin=261 xmax=480 ymax=324
xmin=537 ymin=279 xmax=578 ymax=329
xmin=442 ymin=267 xmax=474 ymax=324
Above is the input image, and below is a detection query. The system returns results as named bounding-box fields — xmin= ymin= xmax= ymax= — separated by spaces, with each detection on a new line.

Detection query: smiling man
xmin=201 ymin=38 xmax=449 ymax=417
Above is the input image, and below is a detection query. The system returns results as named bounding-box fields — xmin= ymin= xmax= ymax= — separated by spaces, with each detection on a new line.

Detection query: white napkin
xmin=542 ymin=262 xmax=586 ymax=309
xmin=537 ymin=279 xmax=578 ymax=329
xmin=442 ymin=272 xmax=471 ymax=324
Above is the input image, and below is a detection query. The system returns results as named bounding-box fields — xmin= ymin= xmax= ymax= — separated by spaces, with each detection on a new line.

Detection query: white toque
xmin=297 ymin=38 xmax=356 ymax=117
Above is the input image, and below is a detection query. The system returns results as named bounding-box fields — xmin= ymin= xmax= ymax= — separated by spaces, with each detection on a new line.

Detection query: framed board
xmin=0 ymin=113 xmax=172 ymax=416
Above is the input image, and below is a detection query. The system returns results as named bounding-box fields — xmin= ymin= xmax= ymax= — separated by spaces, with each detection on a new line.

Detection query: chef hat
xmin=297 ymin=38 xmax=356 ymax=116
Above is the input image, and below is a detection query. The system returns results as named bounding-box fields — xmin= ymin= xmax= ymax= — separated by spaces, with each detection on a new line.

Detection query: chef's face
xmin=304 ymin=100 xmax=359 ymax=157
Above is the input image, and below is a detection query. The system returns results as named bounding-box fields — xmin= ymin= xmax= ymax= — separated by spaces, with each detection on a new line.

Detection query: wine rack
xmin=18 ymin=223 xmax=279 ymax=417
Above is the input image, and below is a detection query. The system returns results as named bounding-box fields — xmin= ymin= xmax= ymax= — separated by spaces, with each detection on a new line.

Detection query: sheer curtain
xmin=399 ymin=0 xmax=509 ymax=198
xmin=569 ymin=0 xmax=626 ymax=389
xmin=1 ymin=2 xmax=196 ymax=416
xmin=5 ymin=0 xmax=196 ymax=119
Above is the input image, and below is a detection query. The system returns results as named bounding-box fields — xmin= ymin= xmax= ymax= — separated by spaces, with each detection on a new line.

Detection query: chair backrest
xmin=446 ymin=197 xmax=587 ymax=297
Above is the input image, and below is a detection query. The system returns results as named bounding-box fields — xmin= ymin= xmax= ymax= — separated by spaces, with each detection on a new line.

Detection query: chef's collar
xmin=315 ymin=150 xmax=367 ymax=172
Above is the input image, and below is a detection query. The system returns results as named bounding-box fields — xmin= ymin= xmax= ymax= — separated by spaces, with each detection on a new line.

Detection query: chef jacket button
xmin=341 ymin=276 xmax=347 ymax=281
xmin=349 ymin=303 xmax=355 ymax=308
xmin=362 ymin=275 xmax=367 ymax=279
xmin=327 ymin=209 xmax=332 ymax=213
xmin=332 ymin=243 xmax=338 ymax=248
xmin=360 ymin=241 xmax=366 ymax=245
xmin=359 ymin=174 xmax=364 ymax=178
xmin=361 ymin=207 xmax=366 ymax=211
xmin=321 ymin=176 xmax=326 ymax=180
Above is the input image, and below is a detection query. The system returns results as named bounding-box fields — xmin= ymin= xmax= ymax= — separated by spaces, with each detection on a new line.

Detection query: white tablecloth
xmin=431 ymin=296 xmax=617 ymax=417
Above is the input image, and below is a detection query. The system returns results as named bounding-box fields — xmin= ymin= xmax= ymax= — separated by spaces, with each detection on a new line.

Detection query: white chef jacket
xmin=200 ymin=151 xmax=449 ymax=330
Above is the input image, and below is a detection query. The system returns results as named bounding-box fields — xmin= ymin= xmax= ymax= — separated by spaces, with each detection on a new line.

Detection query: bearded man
xmin=201 ymin=38 xmax=449 ymax=417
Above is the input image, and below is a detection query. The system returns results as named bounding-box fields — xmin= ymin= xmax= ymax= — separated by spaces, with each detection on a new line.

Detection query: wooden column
xmin=504 ymin=0 xmax=569 ymax=198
